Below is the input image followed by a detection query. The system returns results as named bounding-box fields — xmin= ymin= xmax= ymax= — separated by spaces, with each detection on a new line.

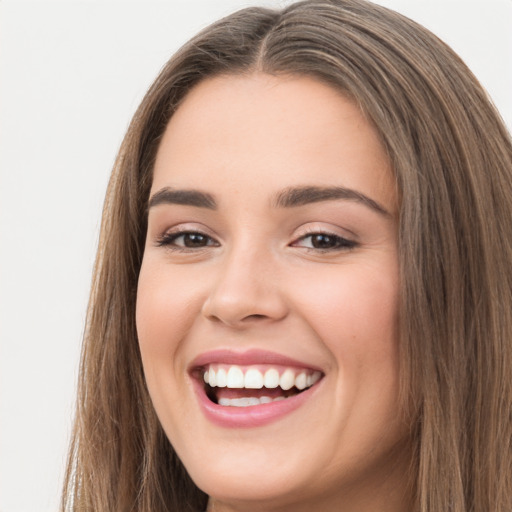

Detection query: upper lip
xmin=189 ymin=348 xmax=323 ymax=372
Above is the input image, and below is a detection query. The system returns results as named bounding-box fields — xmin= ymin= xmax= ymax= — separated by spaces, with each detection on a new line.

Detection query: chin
xmin=190 ymin=464 xmax=317 ymax=511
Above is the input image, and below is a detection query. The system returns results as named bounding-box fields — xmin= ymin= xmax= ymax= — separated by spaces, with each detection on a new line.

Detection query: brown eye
xmin=292 ymin=232 xmax=357 ymax=251
xmin=182 ymin=233 xmax=210 ymax=247
xmin=156 ymin=231 xmax=219 ymax=249
xmin=310 ymin=234 xmax=339 ymax=249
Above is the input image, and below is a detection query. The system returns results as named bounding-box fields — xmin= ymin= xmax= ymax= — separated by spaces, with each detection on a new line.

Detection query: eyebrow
xmin=272 ymin=185 xmax=390 ymax=216
xmin=147 ymin=185 xmax=390 ymax=216
xmin=148 ymin=187 xmax=217 ymax=210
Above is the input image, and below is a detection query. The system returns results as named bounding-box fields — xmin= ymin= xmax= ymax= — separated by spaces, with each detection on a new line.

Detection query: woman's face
xmin=137 ymin=74 xmax=409 ymax=511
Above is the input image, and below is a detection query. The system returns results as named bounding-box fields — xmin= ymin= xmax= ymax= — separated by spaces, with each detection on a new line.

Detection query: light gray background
xmin=1 ymin=1 xmax=511 ymax=511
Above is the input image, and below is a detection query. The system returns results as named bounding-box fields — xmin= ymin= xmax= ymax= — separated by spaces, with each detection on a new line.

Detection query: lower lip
xmin=192 ymin=378 xmax=321 ymax=428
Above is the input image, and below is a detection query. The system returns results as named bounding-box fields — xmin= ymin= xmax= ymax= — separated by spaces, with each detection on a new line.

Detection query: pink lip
xmin=189 ymin=349 xmax=324 ymax=428
xmin=192 ymin=378 xmax=321 ymax=428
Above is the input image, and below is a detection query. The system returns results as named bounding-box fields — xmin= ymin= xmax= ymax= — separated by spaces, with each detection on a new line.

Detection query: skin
xmin=136 ymin=73 xmax=411 ymax=512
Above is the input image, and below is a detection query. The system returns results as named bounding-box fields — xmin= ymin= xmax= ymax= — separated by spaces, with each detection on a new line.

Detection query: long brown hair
xmin=61 ymin=1 xmax=512 ymax=510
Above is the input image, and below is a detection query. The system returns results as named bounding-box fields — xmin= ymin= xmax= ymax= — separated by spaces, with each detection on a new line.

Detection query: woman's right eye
xmin=156 ymin=231 xmax=219 ymax=250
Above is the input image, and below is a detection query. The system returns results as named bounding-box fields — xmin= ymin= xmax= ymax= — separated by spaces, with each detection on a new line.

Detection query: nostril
xmin=204 ymin=312 xmax=267 ymax=325
xmin=201 ymin=289 xmax=289 ymax=326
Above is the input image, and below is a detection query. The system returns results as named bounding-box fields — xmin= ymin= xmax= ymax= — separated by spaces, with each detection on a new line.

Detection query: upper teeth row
xmin=203 ymin=366 xmax=321 ymax=390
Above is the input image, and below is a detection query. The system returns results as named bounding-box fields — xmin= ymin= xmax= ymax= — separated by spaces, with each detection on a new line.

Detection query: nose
xmin=201 ymin=246 xmax=289 ymax=328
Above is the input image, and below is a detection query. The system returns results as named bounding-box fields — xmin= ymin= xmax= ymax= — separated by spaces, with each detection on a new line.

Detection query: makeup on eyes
xmin=146 ymin=191 xmax=393 ymax=255
xmin=154 ymin=230 xmax=358 ymax=250
xmin=154 ymin=226 xmax=359 ymax=254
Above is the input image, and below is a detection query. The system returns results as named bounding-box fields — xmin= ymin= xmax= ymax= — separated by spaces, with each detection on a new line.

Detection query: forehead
xmin=152 ymin=73 xmax=396 ymax=214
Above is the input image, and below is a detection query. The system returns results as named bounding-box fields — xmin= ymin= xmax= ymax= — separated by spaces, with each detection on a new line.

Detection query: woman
xmin=61 ymin=1 xmax=512 ymax=511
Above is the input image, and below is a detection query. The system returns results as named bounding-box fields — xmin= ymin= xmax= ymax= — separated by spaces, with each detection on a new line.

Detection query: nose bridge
xmin=202 ymin=236 xmax=287 ymax=327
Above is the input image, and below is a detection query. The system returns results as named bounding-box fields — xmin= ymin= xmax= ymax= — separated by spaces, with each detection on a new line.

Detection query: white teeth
xmin=243 ymin=397 xmax=260 ymax=406
xmin=310 ymin=371 xmax=321 ymax=386
xmin=264 ymin=368 xmax=280 ymax=388
xmin=218 ymin=396 xmax=284 ymax=407
xmin=205 ymin=365 xmax=322 ymax=391
xmin=244 ymin=368 xmax=264 ymax=389
xmin=280 ymin=369 xmax=295 ymax=390
xmin=295 ymin=372 xmax=307 ymax=390
xmin=226 ymin=366 xmax=244 ymax=388
xmin=216 ymin=368 xmax=227 ymax=387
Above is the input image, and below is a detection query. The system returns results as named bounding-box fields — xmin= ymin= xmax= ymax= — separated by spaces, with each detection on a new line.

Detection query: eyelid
xmin=291 ymin=223 xmax=356 ymax=240
xmin=154 ymin=224 xmax=220 ymax=249
xmin=152 ymin=222 xmax=357 ymax=252
xmin=290 ymin=225 xmax=358 ymax=251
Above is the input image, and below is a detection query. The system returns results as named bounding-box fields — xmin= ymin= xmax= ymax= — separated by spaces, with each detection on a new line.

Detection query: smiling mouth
xmin=200 ymin=364 xmax=323 ymax=407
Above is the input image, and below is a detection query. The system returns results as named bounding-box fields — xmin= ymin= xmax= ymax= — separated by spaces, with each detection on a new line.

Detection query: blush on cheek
xmin=136 ymin=291 xmax=172 ymax=360
xmin=137 ymin=266 xmax=185 ymax=353
xmin=293 ymin=271 xmax=399 ymax=366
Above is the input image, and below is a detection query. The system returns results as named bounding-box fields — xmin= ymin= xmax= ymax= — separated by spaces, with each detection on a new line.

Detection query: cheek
xmin=136 ymin=260 xmax=203 ymax=359
xmin=135 ymin=261 xmax=203 ymax=433
xmin=289 ymin=258 xmax=401 ymax=422
xmin=296 ymin=262 xmax=403 ymax=439
xmin=292 ymin=261 xmax=399 ymax=355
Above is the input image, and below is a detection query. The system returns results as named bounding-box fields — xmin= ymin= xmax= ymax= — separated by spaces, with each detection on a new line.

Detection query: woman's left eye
xmin=292 ymin=232 xmax=357 ymax=251
xmin=156 ymin=231 xmax=219 ymax=249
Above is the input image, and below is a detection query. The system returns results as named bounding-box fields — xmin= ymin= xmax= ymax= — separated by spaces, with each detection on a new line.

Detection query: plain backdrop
xmin=1 ymin=1 xmax=511 ymax=511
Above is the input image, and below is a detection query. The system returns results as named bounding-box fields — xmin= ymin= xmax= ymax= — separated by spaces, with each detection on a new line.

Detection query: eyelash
xmin=291 ymin=230 xmax=357 ymax=252
xmin=156 ymin=230 xmax=219 ymax=251
xmin=156 ymin=229 xmax=357 ymax=253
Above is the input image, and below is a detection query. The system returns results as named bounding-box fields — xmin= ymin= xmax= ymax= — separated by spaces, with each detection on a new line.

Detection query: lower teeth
xmin=218 ymin=396 xmax=287 ymax=407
